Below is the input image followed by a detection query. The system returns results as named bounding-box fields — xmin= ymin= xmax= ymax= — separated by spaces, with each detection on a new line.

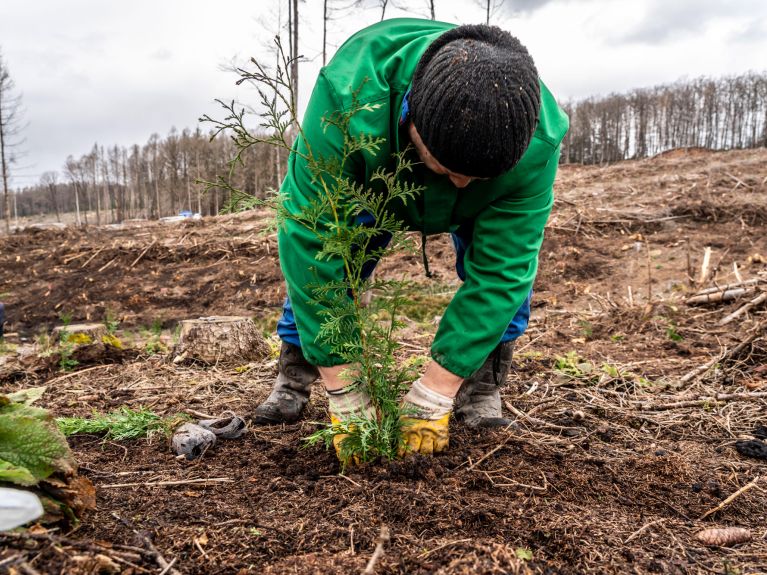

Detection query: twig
xmin=466 ymin=423 xmax=517 ymax=471
xmin=80 ymin=246 xmax=105 ymax=268
xmin=362 ymin=525 xmax=390 ymax=575
xmin=624 ymin=518 xmax=667 ymax=544
xmin=320 ymin=474 xmax=362 ymax=488
xmin=130 ymin=239 xmax=156 ymax=268
xmin=700 ymin=476 xmax=760 ymax=520
xmin=504 ymin=400 xmax=581 ymax=433
xmin=492 ymin=471 xmax=548 ymax=492
xmin=158 ymin=557 xmax=178 ymax=575
xmin=97 ymin=256 xmax=118 ymax=273
xmin=44 ymin=363 xmax=114 ymax=386
xmin=679 ymin=319 xmax=767 ymax=384
xmin=646 ymin=239 xmax=653 ymax=302
xmin=101 ymin=477 xmax=233 ymax=488
xmin=111 ymin=513 xmax=182 ymax=575
xmin=418 ymin=538 xmax=473 ymax=557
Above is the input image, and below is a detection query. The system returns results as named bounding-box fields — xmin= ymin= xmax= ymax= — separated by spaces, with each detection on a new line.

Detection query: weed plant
xmin=200 ymin=38 xmax=424 ymax=464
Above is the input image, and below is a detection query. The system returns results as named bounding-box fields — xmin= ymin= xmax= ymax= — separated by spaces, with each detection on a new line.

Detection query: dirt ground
xmin=2 ymin=148 xmax=766 ymax=574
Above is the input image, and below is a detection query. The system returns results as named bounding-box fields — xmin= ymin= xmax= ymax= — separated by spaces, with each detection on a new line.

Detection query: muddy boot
xmin=454 ymin=341 xmax=515 ymax=428
xmin=253 ymin=342 xmax=319 ymax=424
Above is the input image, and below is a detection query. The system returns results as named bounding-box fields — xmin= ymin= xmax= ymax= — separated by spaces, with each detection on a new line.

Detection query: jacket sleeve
xmin=277 ymin=71 xmax=361 ymax=367
xmin=430 ymin=147 xmax=560 ymax=378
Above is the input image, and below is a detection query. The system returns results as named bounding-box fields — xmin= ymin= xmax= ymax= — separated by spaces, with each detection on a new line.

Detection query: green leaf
xmin=0 ymin=407 xmax=75 ymax=482
xmin=0 ymin=459 xmax=37 ymax=486
xmin=5 ymin=386 xmax=47 ymax=406
xmin=515 ymin=547 xmax=533 ymax=561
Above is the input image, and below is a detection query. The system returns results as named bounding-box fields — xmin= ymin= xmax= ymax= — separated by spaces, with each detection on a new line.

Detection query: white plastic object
xmin=0 ymin=488 xmax=44 ymax=530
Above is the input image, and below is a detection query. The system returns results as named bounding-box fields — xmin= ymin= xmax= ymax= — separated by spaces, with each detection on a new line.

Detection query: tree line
xmin=560 ymin=72 xmax=767 ymax=165
xmin=12 ymin=129 xmax=288 ymax=224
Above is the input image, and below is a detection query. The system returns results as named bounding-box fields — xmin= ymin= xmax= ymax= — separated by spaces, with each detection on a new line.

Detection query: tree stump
xmin=52 ymin=323 xmax=107 ymax=345
xmin=173 ymin=316 xmax=271 ymax=365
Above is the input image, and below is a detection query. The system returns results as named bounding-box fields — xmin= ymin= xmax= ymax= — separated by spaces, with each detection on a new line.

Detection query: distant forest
xmin=12 ymin=71 xmax=767 ymax=223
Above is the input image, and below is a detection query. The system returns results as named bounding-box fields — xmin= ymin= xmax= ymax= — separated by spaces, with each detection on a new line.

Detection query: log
xmin=52 ymin=323 xmax=108 ymax=345
xmin=173 ymin=316 xmax=270 ymax=364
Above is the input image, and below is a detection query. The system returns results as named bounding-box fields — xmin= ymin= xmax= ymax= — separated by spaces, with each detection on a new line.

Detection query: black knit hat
xmin=409 ymin=25 xmax=541 ymax=178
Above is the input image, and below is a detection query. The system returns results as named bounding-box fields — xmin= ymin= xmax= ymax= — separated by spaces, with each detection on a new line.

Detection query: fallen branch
xmin=362 ymin=525 xmax=390 ymax=575
xmin=679 ymin=319 xmax=767 ymax=384
xmin=686 ymin=287 xmax=750 ymax=305
xmin=699 ymin=476 xmax=760 ymax=520
xmin=130 ymin=239 xmax=157 ymax=269
xmin=101 ymin=477 xmax=233 ymax=488
xmin=637 ymin=392 xmax=767 ymax=411
xmin=692 ymin=278 xmax=762 ymax=296
xmin=718 ymin=291 xmax=767 ymax=326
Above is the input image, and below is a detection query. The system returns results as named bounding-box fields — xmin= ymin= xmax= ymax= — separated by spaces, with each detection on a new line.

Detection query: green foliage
xmin=554 ymin=352 xmax=652 ymax=388
xmin=666 ymin=322 xmax=684 ymax=342
xmin=57 ymin=333 xmax=79 ymax=372
xmin=56 ymin=407 xmax=187 ymax=441
xmin=104 ymin=309 xmax=120 ymax=334
xmin=204 ymin=38 xmax=425 ymax=463
xmin=59 ymin=311 xmax=73 ymax=326
xmin=0 ymin=389 xmax=75 ymax=487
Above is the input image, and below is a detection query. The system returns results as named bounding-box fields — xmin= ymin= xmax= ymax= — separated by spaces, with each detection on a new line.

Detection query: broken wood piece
xmin=698 ymin=246 xmax=712 ymax=285
xmin=686 ymin=288 xmax=749 ymax=305
xmin=173 ymin=316 xmax=271 ymax=365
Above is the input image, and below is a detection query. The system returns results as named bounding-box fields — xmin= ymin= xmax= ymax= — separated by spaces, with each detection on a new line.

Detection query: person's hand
xmin=326 ymin=382 xmax=373 ymax=466
xmin=399 ymin=377 xmax=455 ymax=456
xmin=399 ymin=412 xmax=450 ymax=454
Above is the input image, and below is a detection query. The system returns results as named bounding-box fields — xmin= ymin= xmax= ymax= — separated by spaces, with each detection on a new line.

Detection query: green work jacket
xmin=278 ymin=18 xmax=569 ymax=377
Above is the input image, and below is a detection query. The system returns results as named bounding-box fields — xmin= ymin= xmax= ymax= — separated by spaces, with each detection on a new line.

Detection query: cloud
xmin=620 ymin=0 xmax=767 ymax=44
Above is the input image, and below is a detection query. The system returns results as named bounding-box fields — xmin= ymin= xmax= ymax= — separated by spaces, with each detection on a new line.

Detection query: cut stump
xmin=52 ymin=323 xmax=107 ymax=345
xmin=173 ymin=316 xmax=270 ymax=365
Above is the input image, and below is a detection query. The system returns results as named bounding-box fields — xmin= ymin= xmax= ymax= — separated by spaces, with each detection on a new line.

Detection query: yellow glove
xmin=326 ymin=384 xmax=374 ymax=466
xmin=329 ymin=414 xmax=361 ymax=466
xmin=400 ymin=412 xmax=450 ymax=455
xmin=399 ymin=378 xmax=454 ymax=456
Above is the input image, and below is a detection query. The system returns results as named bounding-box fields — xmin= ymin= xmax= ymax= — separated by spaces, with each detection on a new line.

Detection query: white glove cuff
xmin=402 ymin=378 xmax=453 ymax=420
xmin=326 ymin=384 xmax=375 ymax=419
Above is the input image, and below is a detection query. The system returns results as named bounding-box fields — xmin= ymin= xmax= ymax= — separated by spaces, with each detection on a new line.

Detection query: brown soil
xmin=2 ymin=148 xmax=766 ymax=574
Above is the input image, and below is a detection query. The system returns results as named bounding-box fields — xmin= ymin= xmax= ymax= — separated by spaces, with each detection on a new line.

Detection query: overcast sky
xmin=1 ymin=0 xmax=765 ymax=187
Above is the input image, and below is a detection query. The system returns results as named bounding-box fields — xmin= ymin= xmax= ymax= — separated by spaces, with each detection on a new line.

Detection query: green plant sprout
xmin=200 ymin=37 xmax=425 ymax=464
xmin=56 ymin=407 xmax=187 ymax=441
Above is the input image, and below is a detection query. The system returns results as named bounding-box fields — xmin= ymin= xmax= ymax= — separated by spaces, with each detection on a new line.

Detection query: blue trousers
xmin=277 ymin=220 xmax=532 ymax=348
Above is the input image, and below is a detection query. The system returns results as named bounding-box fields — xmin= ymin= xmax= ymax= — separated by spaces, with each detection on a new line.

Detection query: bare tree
xmin=0 ymin=49 xmax=25 ymax=233
xmin=64 ymin=155 xmax=84 ymax=225
xmin=40 ymin=171 xmax=60 ymax=222
xmin=476 ymin=0 xmax=505 ymax=24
